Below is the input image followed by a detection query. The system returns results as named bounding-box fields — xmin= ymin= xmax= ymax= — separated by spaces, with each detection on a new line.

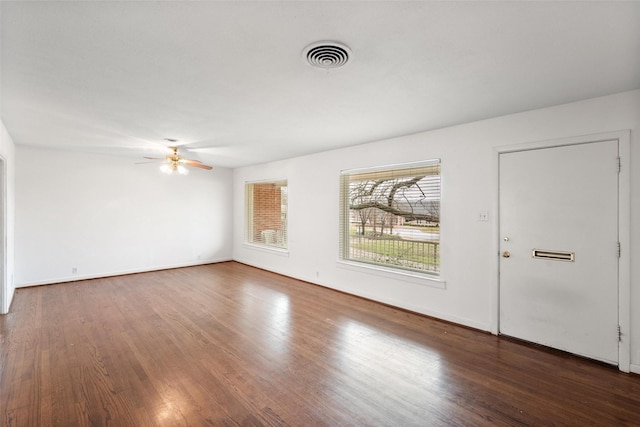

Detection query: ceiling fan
xmin=143 ymin=145 xmax=213 ymax=175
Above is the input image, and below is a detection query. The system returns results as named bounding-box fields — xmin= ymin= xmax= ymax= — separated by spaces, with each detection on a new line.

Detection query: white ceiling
xmin=2 ymin=1 xmax=639 ymax=168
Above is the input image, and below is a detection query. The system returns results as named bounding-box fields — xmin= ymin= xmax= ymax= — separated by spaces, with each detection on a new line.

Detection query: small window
xmin=246 ymin=180 xmax=288 ymax=249
xmin=340 ymin=161 xmax=440 ymax=275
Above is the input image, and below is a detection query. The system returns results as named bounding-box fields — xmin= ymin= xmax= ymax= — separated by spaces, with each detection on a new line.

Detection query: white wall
xmin=233 ymin=90 xmax=640 ymax=369
xmin=15 ymin=147 xmax=233 ymax=286
xmin=0 ymin=122 xmax=16 ymax=314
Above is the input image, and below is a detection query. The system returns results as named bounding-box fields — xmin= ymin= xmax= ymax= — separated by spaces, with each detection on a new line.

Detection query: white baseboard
xmin=347 ymin=287 xmax=492 ymax=332
xmin=234 ymin=258 xmax=491 ymax=332
xmin=630 ymin=364 xmax=640 ymax=375
xmin=15 ymin=258 xmax=232 ymax=288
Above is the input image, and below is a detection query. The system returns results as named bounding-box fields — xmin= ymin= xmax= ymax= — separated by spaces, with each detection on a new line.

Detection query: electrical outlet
xmin=72 ymin=267 xmax=78 ymax=275
xmin=477 ymin=211 xmax=489 ymax=222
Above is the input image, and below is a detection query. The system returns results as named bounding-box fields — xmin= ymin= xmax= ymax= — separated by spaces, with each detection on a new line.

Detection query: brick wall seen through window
xmin=246 ymin=180 xmax=288 ymax=248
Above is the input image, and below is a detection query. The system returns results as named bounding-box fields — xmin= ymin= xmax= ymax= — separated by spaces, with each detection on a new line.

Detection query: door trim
xmin=0 ymin=156 xmax=6 ymax=315
xmin=491 ymin=130 xmax=631 ymax=372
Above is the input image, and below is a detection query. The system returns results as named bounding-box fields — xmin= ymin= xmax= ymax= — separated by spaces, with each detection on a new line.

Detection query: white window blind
xmin=340 ymin=160 xmax=441 ymax=274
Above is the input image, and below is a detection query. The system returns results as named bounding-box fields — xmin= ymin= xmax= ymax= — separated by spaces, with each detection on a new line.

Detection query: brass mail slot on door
xmin=532 ymin=249 xmax=575 ymax=262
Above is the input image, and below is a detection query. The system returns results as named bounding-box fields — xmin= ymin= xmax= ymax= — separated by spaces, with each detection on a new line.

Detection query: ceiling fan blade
xmin=183 ymin=160 xmax=213 ymax=170
xmin=143 ymin=156 xmax=165 ymax=160
xmin=180 ymin=158 xmax=202 ymax=163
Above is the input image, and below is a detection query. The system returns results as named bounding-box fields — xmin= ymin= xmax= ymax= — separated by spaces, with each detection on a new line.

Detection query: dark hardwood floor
xmin=1 ymin=261 xmax=639 ymax=426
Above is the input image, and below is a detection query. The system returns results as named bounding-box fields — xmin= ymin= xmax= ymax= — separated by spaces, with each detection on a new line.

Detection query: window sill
xmin=336 ymin=260 xmax=445 ymax=289
xmin=243 ymin=243 xmax=290 ymax=257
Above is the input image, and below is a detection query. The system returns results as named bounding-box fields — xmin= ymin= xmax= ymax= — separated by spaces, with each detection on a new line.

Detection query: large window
xmin=246 ymin=180 xmax=288 ymax=249
xmin=340 ymin=161 xmax=440 ymax=275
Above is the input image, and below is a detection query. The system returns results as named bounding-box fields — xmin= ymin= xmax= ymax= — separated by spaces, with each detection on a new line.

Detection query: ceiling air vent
xmin=303 ymin=41 xmax=351 ymax=69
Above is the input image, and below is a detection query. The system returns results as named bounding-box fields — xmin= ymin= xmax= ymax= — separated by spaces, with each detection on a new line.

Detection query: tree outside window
xmin=340 ymin=161 xmax=440 ymax=274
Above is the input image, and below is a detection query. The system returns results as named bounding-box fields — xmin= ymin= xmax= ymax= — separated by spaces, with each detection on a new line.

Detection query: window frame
xmin=339 ymin=160 xmax=441 ymax=279
xmin=245 ymin=179 xmax=288 ymax=252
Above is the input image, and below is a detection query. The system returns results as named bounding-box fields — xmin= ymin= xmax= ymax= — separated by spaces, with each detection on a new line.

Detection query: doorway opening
xmin=0 ymin=156 xmax=6 ymax=314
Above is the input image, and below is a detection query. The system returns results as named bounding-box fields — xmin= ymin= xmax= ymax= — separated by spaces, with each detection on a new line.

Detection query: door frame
xmin=491 ymin=130 xmax=630 ymax=372
xmin=0 ymin=156 xmax=6 ymax=314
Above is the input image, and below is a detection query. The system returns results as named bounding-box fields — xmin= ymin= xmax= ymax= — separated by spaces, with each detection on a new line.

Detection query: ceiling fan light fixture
xmin=160 ymin=162 xmax=189 ymax=175
xmin=141 ymin=144 xmax=212 ymax=174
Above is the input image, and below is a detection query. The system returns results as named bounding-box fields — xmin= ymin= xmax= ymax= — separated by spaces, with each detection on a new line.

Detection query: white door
xmin=499 ymin=140 xmax=619 ymax=364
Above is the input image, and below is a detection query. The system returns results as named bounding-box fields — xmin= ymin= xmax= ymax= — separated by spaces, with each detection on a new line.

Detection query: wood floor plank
xmin=1 ymin=261 xmax=639 ymax=426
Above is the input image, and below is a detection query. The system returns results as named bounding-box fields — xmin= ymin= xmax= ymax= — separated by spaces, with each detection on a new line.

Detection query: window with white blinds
xmin=339 ymin=160 xmax=441 ymax=275
xmin=245 ymin=180 xmax=288 ymax=249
